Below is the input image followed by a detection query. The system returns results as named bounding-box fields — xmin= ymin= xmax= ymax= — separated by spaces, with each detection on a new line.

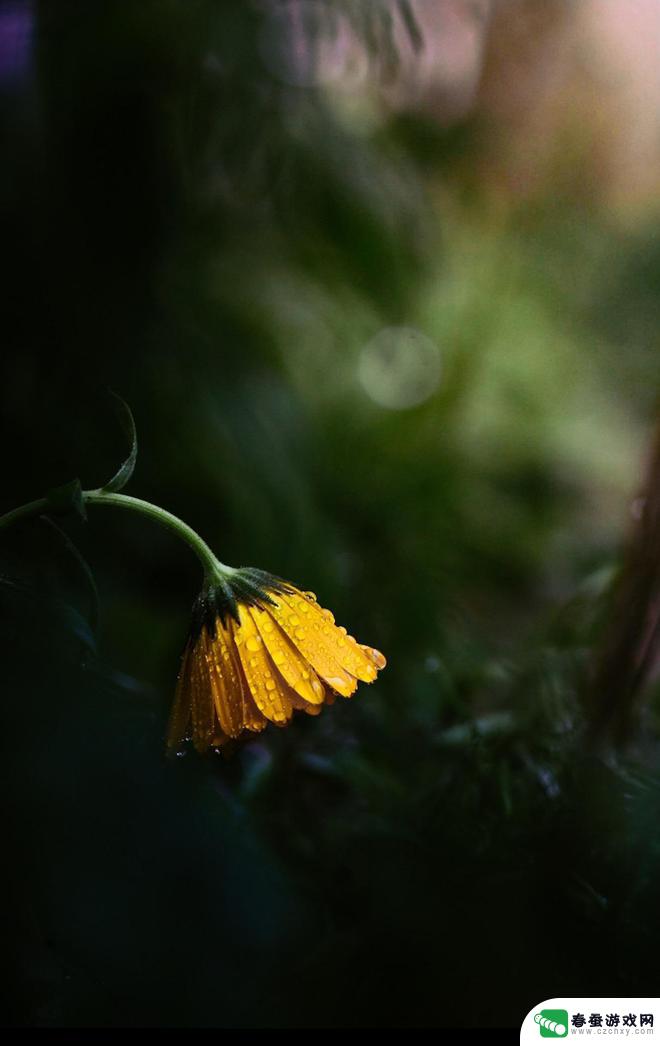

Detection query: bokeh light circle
xmin=358 ymin=326 xmax=442 ymax=409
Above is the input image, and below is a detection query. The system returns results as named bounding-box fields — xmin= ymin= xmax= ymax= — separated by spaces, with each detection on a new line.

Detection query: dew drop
xmin=363 ymin=645 xmax=386 ymax=669
xmin=327 ymin=675 xmax=348 ymax=691
xmin=246 ymin=635 xmax=263 ymax=652
xmin=273 ymin=650 xmax=285 ymax=665
xmin=289 ymin=614 xmax=300 ymax=626
xmin=266 ymin=680 xmax=277 ymax=691
xmin=295 ymin=628 xmax=305 ymax=639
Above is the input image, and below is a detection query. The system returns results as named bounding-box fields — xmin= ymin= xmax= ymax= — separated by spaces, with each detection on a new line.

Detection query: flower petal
xmin=285 ymin=686 xmax=323 ymax=716
xmin=267 ymin=592 xmax=360 ymax=696
xmin=202 ymin=623 xmax=254 ymax=738
xmin=250 ymin=606 xmax=325 ymax=706
xmin=261 ymin=663 xmax=323 ymax=717
xmin=359 ymin=644 xmax=387 ymax=671
xmin=217 ymin=621 xmax=268 ymax=735
xmin=289 ymin=592 xmax=385 ymax=682
xmin=167 ymin=643 xmax=193 ymax=749
xmin=233 ymin=607 xmax=294 ymax=725
xmin=189 ymin=637 xmax=215 ymax=752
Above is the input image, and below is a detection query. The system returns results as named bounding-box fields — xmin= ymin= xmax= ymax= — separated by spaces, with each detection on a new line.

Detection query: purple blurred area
xmin=0 ymin=0 xmax=32 ymax=87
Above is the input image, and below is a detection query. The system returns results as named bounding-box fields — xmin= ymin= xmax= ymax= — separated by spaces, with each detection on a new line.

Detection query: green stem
xmin=0 ymin=498 xmax=49 ymax=530
xmin=0 ymin=489 xmax=230 ymax=581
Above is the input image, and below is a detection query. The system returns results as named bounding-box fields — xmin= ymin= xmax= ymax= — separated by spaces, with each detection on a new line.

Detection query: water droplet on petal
xmin=362 ymin=645 xmax=386 ymax=669
xmin=246 ymin=635 xmax=263 ymax=652
xmin=327 ymin=676 xmax=348 ymax=691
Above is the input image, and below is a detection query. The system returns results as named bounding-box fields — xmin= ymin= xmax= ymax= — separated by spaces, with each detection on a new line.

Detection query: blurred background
xmin=1 ymin=0 xmax=659 ymax=1029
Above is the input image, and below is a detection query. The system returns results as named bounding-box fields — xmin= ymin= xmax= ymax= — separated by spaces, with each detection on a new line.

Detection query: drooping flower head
xmin=0 ymin=395 xmax=386 ymax=756
xmin=168 ymin=567 xmax=386 ymax=752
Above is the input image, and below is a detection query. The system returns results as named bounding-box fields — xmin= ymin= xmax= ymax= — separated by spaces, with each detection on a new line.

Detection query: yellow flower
xmin=167 ymin=568 xmax=386 ymax=752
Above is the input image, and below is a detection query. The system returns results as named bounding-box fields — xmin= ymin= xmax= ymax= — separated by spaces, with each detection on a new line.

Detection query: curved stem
xmin=0 ymin=489 xmax=230 ymax=580
xmin=0 ymin=498 xmax=49 ymax=530
xmin=85 ymin=490 xmax=228 ymax=577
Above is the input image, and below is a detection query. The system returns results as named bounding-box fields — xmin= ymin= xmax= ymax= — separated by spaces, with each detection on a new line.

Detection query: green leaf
xmin=101 ymin=391 xmax=138 ymax=493
xmin=45 ymin=477 xmax=87 ymax=522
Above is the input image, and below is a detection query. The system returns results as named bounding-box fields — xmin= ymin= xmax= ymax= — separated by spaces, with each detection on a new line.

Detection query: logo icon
xmin=534 ymin=1010 xmax=568 ymax=1038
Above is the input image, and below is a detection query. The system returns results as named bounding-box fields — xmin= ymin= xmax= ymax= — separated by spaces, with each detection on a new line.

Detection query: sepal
xmin=190 ymin=567 xmax=295 ymax=636
xmin=45 ymin=478 xmax=87 ymax=522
